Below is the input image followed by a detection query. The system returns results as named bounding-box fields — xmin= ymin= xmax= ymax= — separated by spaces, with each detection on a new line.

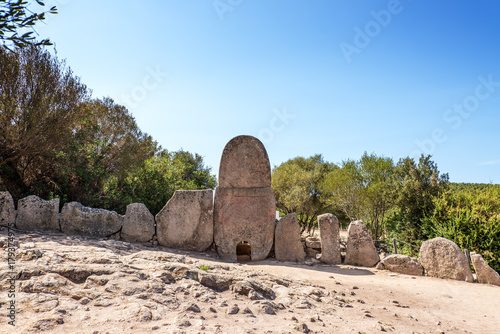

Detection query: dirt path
xmin=247 ymin=260 xmax=500 ymax=333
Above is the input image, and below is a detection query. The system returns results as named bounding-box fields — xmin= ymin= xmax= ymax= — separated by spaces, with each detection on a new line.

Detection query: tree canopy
xmin=322 ymin=152 xmax=394 ymax=239
xmin=272 ymin=154 xmax=337 ymax=233
xmin=0 ymin=45 xmax=216 ymax=214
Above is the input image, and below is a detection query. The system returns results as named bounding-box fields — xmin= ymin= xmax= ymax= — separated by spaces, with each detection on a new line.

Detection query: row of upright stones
xmin=1 ymin=135 xmax=499 ymax=287
xmin=0 ymin=192 xmax=157 ymax=244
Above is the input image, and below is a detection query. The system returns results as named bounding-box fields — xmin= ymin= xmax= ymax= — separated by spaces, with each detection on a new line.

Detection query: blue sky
xmin=35 ymin=0 xmax=500 ymax=183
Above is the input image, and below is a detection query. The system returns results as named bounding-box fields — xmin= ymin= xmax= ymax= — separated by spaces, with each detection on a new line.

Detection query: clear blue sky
xmin=35 ymin=0 xmax=500 ymax=183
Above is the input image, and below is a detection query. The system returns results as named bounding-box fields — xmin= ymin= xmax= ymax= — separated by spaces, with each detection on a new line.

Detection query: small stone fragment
xmin=186 ymin=303 xmax=201 ymax=313
xmin=228 ymin=304 xmax=240 ymax=315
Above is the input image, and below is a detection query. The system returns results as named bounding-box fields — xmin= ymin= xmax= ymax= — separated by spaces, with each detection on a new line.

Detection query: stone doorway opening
xmin=236 ymin=241 xmax=251 ymax=262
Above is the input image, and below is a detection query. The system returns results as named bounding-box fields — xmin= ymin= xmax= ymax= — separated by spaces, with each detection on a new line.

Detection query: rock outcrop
xmin=16 ymin=195 xmax=60 ymax=232
xmin=470 ymin=252 xmax=500 ymax=286
xmin=317 ymin=213 xmax=341 ymax=264
xmin=214 ymin=135 xmax=275 ymax=261
xmin=60 ymin=202 xmax=122 ymax=237
xmin=419 ymin=237 xmax=474 ymax=282
xmin=345 ymin=220 xmax=379 ymax=267
xmin=121 ymin=203 xmax=155 ymax=243
xmin=274 ymin=213 xmax=305 ymax=262
xmin=0 ymin=191 xmax=15 ymax=227
xmin=377 ymin=254 xmax=424 ymax=276
xmin=156 ymin=190 xmax=214 ymax=252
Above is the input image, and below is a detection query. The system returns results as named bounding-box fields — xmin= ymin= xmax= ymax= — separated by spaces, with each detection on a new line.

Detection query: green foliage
xmin=389 ymin=155 xmax=449 ymax=243
xmin=51 ymin=98 xmax=158 ymax=207
xmin=103 ymin=150 xmax=217 ymax=215
xmin=199 ymin=264 xmax=210 ymax=272
xmin=323 ymin=159 xmax=364 ymax=221
xmin=322 ymin=152 xmax=394 ymax=239
xmin=0 ymin=0 xmax=57 ymax=49
xmin=272 ymin=154 xmax=337 ymax=233
xmin=359 ymin=153 xmax=394 ymax=240
xmin=422 ymin=184 xmax=500 ymax=272
xmin=0 ymin=45 xmax=89 ymax=200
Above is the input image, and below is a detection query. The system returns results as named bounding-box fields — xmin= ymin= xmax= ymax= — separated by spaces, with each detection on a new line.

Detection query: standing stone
xmin=121 ymin=203 xmax=155 ymax=243
xmin=419 ymin=237 xmax=474 ymax=282
xmin=470 ymin=252 xmax=500 ymax=286
xmin=317 ymin=213 xmax=341 ymax=264
xmin=345 ymin=220 xmax=379 ymax=267
xmin=214 ymin=135 xmax=276 ymax=261
xmin=275 ymin=213 xmax=305 ymax=262
xmin=156 ymin=189 xmax=214 ymax=252
xmin=60 ymin=202 xmax=122 ymax=237
xmin=0 ymin=191 xmax=16 ymax=227
xmin=16 ymin=195 xmax=60 ymax=232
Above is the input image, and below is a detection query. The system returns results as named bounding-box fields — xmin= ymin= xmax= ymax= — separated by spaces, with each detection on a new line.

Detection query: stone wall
xmin=0 ymin=192 xmax=213 ymax=251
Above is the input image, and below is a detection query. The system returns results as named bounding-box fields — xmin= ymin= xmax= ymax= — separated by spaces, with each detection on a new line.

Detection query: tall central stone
xmin=213 ymin=135 xmax=276 ymax=261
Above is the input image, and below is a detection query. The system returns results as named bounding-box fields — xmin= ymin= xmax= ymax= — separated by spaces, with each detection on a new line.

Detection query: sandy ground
xmin=1 ymin=229 xmax=499 ymax=334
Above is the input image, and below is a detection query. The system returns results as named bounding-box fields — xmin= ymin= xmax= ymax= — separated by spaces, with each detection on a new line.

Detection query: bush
xmin=422 ymin=184 xmax=500 ymax=272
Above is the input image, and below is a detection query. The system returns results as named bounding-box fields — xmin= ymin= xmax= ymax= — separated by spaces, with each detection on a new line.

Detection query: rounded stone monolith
xmin=16 ymin=195 xmax=60 ymax=232
xmin=317 ymin=213 xmax=341 ymax=264
xmin=275 ymin=213 xmax=305 ymax=262
xmin=156 ymin=189 xmax=214 ymax=252
xmin=121 ymin=203 xmax=155 ymax=243
xmin=214 ymin=135 xmax=276 ymax=261
xmin=419 ymin=237 xmax=473 ymax=282
xmin=345 ymin=220 xmax=379 ymax=267
xmin=0 ymin=191 xmax=16 ymax=227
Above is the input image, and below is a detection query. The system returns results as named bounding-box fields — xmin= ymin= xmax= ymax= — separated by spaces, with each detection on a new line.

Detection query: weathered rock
xmin=214 ymin=187 xmax=275 ymax=261
xmin=0 ymin=191 xmax=15 ymax=227
xmin=305 ymin=236 xmax=321 ymax=249
xmin=198 ymin=272 xmax=233 ymax=291
xmin=305 ymin=248 xmax=320 ymax=259
xmin=156 ymin=189 xmax=213 ymax=252
xmin=470 ymin=252 xmax=500 ymax=286
xmin=214 ymin=135 xmax=275 ymax=261
xmin=232 ymin=279 xmax=275 ymax=300
xmin=317 ymin=213 xmax=341 ymax=264
xmin=60 ymin=202 xmax=122 ymax=237
xmin=228 ymin=304 xmax=240 ymax=315
xmin=121 ymin=203 xmax=155 ymax=243
xmin=16 ymin=195 xmax=60 ymax=232
xmin=345 ymin=220 xmax=379 ymax=267
xmin=378 ymin=254 xmax=424 ymax=276
xmin=419 ymin=237 xmax=473 ymax=282
xmin=274 ymin=213 xmax=305 ymax=262
xmin=218 ymin=135 xmax=271 ymax=188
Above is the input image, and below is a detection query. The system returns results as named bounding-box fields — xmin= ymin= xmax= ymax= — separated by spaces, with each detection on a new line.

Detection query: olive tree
xmin=1 ymin=0 xmax=57 ymax=49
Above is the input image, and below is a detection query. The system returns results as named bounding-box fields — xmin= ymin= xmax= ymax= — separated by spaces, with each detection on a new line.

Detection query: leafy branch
xmin=0 ymin=0 xmax=57 ymax=49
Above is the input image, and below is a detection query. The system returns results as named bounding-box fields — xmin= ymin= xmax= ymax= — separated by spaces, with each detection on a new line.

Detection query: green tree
xmin=103 ymin=150 xmax=217 ymax=215
xmin=388 ymin=154 xmax=449 ymax=253
xmin=323 ymin=159 xmax=365 ymax=222
xmin=272 ymin=155 xmax=337 ymax=233
xmin=0 ymin=45 xmax=89 ymax=200
xmin=1 ymin=0 xmax=57 ymax=49
xmin=171 ymin=150 xmax=218 ymax=189
xmin=359 ymin=152 xmax=394 ymax=240
xmin=323 ymin=152 xmax=394 ymax=239
xmin=51 ymin=98 xmax=158 ymax=206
